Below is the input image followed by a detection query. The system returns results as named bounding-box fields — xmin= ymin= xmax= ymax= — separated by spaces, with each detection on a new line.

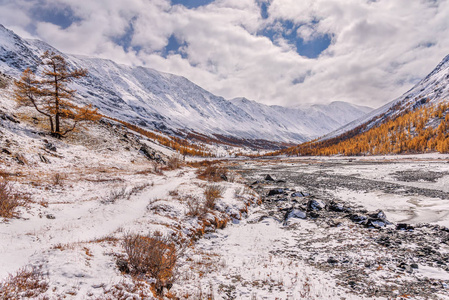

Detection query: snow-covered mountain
xmin=0 ymin=24 xmax=372 ymax=144
xmin=323 ymin=54 xmax=449 ymax=141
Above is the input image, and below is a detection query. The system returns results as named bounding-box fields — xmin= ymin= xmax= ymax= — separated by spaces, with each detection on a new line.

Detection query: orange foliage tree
xmin=14 ymin=51 xmax=99 ymax=137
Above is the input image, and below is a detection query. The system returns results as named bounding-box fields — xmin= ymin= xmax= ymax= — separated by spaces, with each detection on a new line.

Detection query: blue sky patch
xmin=162 ymin=34 xmax=188 ymax=58
xmin=260 ymin=19 xmax=332 ymax=59
xmin=31 ymin=4 xmax=80 ymax=29
xmin=111 ymin=19 xmax=142 ymax=53
xmin=171 ymin=0 xmax=215 ymax=9
xmin=259 ymin=1 xmax=270 ymax=19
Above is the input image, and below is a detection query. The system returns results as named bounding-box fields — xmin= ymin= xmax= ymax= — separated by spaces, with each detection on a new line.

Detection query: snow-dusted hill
xmin=322 ymin=54 xmax=449 ymax=141
xmin=0 ymin=24 xmax=371 ymax=144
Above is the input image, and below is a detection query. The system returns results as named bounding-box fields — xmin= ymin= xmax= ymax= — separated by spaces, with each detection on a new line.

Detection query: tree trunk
xmin=54 ymin=64 xmax=60 ymax=134
xmin=49 ymin=116 xmax=54 ymax=133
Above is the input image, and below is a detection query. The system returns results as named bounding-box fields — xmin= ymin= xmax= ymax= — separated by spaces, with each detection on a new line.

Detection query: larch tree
xmin=14 ymin=50 xmax=99 ymax=137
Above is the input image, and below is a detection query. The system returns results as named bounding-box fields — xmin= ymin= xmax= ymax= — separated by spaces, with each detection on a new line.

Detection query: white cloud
xmin=1 ymin=0 xmax=449 ymax=108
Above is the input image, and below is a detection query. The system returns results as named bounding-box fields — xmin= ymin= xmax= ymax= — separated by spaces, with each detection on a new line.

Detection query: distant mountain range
xmin=0 ymin=24 xmax=372 ymax=146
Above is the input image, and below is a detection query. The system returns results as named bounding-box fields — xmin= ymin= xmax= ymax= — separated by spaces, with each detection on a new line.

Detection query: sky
xmin=1 ymin=0 xmax=449 ymax=108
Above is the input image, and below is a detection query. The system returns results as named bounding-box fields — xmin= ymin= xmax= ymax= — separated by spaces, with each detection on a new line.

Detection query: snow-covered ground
xmin=232 ymin=155 xmax=449 ymax=299
xmin=0 ymin=84 xmax=258 ymax=299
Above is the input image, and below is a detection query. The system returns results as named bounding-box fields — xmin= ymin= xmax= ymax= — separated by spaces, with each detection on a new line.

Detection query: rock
xmin=276 ymin=179 xmax=286 ymax=183
xmin=0 ymin=112 xmax=20 ymax=123
xmin=396 ymin=223 xmax=414 ymax=231
xmin=46 ymin=214 xmax=56 ymax=219
xmin=264 ymin=174 xmax=275 ymax=181
xmin=349 ymin=214 xmax=368 ymax=224
xmin=309 ymin=211 xmax=320 ymax=219
xmin=327 ymin=201 xmax=347 ymax=212
xmin=307 ymin=199 xmax=325 ymax=211
xmin=45 ymin=143 xmax=57 ymax=152
xmin=365 ymin=219 xmax=387 ymax=229
xmin=2 ymin=148 xmax=11 ymax=155
xmin=39 ymin=153 xmax=50 ymax=164
xmin=116 ymin=259 xmax=130 ymax=273
xmin=286 ymin=209 xmax=307 ymax=220
xmin=376 ymin=236 xmax=392 ymax=247
xmin=274 ymin=198 xmax=289 ymax=203
xmin=14 ymin=154 xmax=26 ymax=165
xmin=368 ymin=210 xmax=387 ymax=220
xmin=411 ymin=263 xmax=419 ymax=269
xmin=291 ymin=192 xmax=304 ymax=197
xmin=328 ymin=219 xmax=343 ymax=227
xmin=398 ymin=262 xmax=413 ymax=273
xmin=220 ymin=174 xmax=228 ymax=181
xmin=327 ymin=257 xmax=338 ymax=264
xmin=267 ymin=188 xmax=285 ymax=196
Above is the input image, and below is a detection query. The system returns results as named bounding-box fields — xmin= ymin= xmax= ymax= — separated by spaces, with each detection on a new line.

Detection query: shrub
xmin=0 ymin=267 xmax=48 ymax=299
xmin=185 ymin=195 xmax=206 ymax=217
xmin=197 ymin=165 xmax=228 ymax=182
xmin=101 ymin=187 xmax=127 ymax=204
xmin=0 ymin=180 xmax=28 ymax=218
xmin=52 ymin=173 xmax=65 ymax=186
xmin=152 ymin=161 xmax=163 ymax=174
xmin=123 ymin=232 xmax=178 ymax=295
xmin=167 ymin=154 xmax=183 ymax=170
xmin=204 ymin=185 xmax=223 ymax=209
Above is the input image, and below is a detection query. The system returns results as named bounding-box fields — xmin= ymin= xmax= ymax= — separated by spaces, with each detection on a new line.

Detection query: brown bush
xmin=204 ymin=185 xmax=223 ymax=209
xmin=185 ymin=195 xmax=206 ymax=217
xmin=52 ymin=173 xmax=65 ymax=186
xmin=197 ymin=165 xmax=228 ymax=182
xmin=166 ymin=154 xmax=183 ymax=170
xmin=0 ymin=267 xmax=48 ymax=299
xmin=123 ymin=232 xmax=178 ymax=295
xmin=0 ymin=180 xmax=28 ymax=218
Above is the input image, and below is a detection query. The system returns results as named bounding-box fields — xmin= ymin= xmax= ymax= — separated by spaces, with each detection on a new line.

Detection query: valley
xmin=1 ymin=18 xmax=449 ymax=299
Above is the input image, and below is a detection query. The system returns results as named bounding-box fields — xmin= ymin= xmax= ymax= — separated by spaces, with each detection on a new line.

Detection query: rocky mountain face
xmin=0 ymin=24 xmax=372 ymax=145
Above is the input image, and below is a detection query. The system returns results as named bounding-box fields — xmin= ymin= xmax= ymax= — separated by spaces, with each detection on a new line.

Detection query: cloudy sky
xmin=1 ymin=0 xmax=449 ymax=108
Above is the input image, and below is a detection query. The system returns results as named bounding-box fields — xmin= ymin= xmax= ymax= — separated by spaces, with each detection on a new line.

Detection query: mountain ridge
xmin=0 ymin=24 xmax=372 ymax=146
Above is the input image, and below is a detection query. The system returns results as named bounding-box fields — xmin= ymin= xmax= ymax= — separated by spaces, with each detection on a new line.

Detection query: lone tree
xmin=15 ymin=50 xmax=99 ymax=137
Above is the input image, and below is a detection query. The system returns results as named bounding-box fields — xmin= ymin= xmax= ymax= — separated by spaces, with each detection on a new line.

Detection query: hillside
xmin=0 ymin=24 xmax=371 ymax=147
xmin=0 ymin=72 xmax=260 ymax=298
xmin=277 ymin=54 xmax=449 ymax=156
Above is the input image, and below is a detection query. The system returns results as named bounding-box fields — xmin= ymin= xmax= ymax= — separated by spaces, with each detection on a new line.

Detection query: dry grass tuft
xmin=204 ymin=185 xmax=223 ymax=210
xmin=52 ymin=173 xmax=66 ymax=186
xmin=0 ymin=180 xmax=29 ymax=218
xmin=123 ymin=231 xmax=179 ymax=295
xmin=0 ymin=267 xmax=49 ymax=299
xmin=101 ymin=279 xmax=154 ymax=299
xmin=101 ymin=187 xmax=127 ymax=204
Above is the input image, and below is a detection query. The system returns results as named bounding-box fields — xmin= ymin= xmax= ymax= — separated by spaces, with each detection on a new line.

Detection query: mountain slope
xmin=279 ymin=54 xmax=449 ymax=156
xmin=0 ymin=24 xmax=371 ymax=145
xmin=322 ymin=54 xmax=449 ymax=141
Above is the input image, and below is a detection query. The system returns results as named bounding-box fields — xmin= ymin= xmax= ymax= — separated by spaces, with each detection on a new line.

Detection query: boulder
xmin=307 ymin=199 xmax=325 ymax=211
xmin=286 ymin=209 xmax=307 ymax=220
xmin=396 ymin=223 xmax=414 ymax=231
xmin=327 ymin=201 xmax=347 ymax=212
xmin=264 ymin=174 xmax=275 ymax=181
xmin=267 ymin=188 xmax=285 ymax=196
